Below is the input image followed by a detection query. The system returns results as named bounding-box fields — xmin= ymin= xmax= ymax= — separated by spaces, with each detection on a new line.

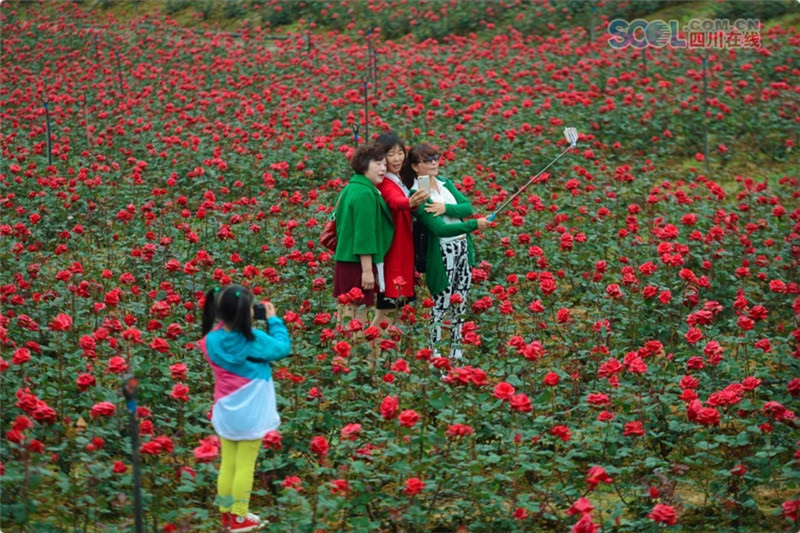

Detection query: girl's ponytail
xmin=201 ymin=287 xmax=219 ymax=337
xmin=203 ymin=285 xmax=255 ymax=340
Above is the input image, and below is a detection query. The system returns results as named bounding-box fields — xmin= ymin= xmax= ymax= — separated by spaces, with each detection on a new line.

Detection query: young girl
xmin=199 ymin=284 xmax=292 ymax=532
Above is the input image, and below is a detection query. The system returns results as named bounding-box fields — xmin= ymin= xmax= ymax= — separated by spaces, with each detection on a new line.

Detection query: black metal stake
xmin=122 ymin=375 xmax=144 ymax=533
xmin=702 ymin=52 xmax=709 ymax=174
xmin=589 ymin=1 xmax=596 ymax=44
xmin=93 ymin=34 xmax=100 ymax=63
xmin=114 ymin=51 xmax=124 ymax=96
xmin=642 ymin=50 xmax=647 ymax=73
xmin=82 ymin=94 xmax=91 ymax=148
xmin=42 ymin=99 xmax=53 ymax=167
xmin=372 ymin=50 xmax=378 ymax=87
xmin=363 ymin=80 xmax=369 ymax=141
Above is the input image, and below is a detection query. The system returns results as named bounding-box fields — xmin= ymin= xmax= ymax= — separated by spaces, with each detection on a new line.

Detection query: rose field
xmin=1 ymin=1 xmax=799 ymax=531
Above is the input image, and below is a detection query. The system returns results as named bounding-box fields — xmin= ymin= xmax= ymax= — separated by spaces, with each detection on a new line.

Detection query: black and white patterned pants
xmin=431 ymin=238 xmax=472 ymax=353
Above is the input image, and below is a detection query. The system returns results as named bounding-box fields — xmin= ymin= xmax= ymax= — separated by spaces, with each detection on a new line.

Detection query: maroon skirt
xmin=333 ymin=261 xmax=379 ymax=307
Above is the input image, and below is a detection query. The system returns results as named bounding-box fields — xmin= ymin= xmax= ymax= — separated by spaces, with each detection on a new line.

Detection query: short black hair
xmin=350 ymin=144 xmax=387 ymax=175
xmin=201 ymin=284 xmax=255 ymax=340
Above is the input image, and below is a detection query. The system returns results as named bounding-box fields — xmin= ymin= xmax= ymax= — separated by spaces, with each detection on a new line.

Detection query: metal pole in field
xmin=702 ymin=52 xmax=709 ymax=174
xmin=82 ymin=94 xmax=91 ymax=149
xmin=372 ymin=50 xmax=378 ymax=88
xmin=114 ymin=51 xmax=124 ymax=95
xmin=42 ymin=99 xmax=53 ymax=167
xmin=93 ymin=33 xmax=100 ymax=63
xmin=363 ymin=80 xmax=369 ymax=141
xmin=122 ymin=375 xmax=144 ymax=533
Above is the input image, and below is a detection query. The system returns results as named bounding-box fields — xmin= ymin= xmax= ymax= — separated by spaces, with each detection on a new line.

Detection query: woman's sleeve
xmin=380 ymin=183 xmax=412 ymax=211
xmin=415 ymin=201 xmax=478 ymax=237
xmin=248 ymin=318 xmax=292 ymax=361
xmin=442 ymin=180 xmax=474 ymax=218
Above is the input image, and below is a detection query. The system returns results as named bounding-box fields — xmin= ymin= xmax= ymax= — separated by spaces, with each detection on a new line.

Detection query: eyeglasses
xmin=420 ymin=155 xmax=439 ymax=164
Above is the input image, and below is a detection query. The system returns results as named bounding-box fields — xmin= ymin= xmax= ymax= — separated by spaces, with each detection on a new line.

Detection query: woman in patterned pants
xmin=401 ymin=143 xmax=491 ymax=359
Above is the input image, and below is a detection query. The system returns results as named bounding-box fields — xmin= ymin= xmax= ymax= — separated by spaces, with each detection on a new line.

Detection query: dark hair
xmin=375 ymin=132 xmax=406 ymax=156
xmin=201 ymin=284 xmax=255 ymax=340
xmin=350 ymin=144 xmax=387 ymax=175
xmin=399 ymin=142 xmax=438 ymax=189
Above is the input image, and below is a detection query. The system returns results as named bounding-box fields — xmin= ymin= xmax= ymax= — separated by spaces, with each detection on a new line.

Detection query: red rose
xmin=170 ymin=383 xmax=190 ymax=402
xmin=782 ymin=500 xmax=800 ymax=521
xmin=193 ymin=438 xmax=219 ymax=463
xmin=571 ymin=514 xmax=599 ymax=533
xmin=49 ymin=313 xmax=73 ymax=332
xmin=330 ymin=479 xmax=350 ymax=496
xmin=90 ymin=401 xmax=116 ymax=419
xmin=107 ymin=356 xmax=129 ymax=375
xmin=12 ymin=416 xmax=33 ymax=432
xmin=685 ymin=327 xmax=703 ymax=344
xmin=543 ymin=372 xmax=560 ymax=386
xmin=263 ymin=430 xmax=282 ymax=450
xmin=169 ymin=363 xmax=187 ymax=381
xmin=282 ymin=476 xmax=303 ymax=491
xmin=149 ymin=337 xmax=170 ymax=353
xmin=566 ymin=497 xmax=594 ymax=516
xmin=446 ymin=424 xmax=474 ymax=438
xmin=586 ymin=393 xmax=610 ymax=407
xmin=340 ymin=423 xmax=362 ymax=441
xmin=310 ymin=435 xmax=329 ymax=457
xmin=551 ymin=425 xmax=572 ymax=441
xmin=398 ymin=409 xmax=420 ymax=428
xmin=648 ymin=503 xmax=678 ymax=526
xmin=585 ymin=466 xmax=613 ymax=490
xmin=402 ymin=477 xmax=425 ymax=496
xmin=76 ymin=373 xmax=96 ymax=392
xmin=556 ymin=308 xmax=571 ymax=323
xmin=623 ymin=421 xmax=645 ymax=437
xmin=113 ymin=461 xmax=128 ymax=474
xmin=380 ymin=395 xmax=399 ymax=420
xmin=11 ymin=348 xmax=30 ymax=365
xmin=509 ymin=393 xmax=532 ymax=413
xmin=493 ymin=381 xmax=515 ymax=401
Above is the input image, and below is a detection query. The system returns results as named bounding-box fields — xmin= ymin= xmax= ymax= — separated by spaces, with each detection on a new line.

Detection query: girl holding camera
xmin=200 ymin=284 xmax=292 ymax=532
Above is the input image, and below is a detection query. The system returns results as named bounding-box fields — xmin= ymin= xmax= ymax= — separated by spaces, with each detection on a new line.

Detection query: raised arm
xmin=415 ymin=201 xmax=478 ymax=237
xmin=443 ymin=182 xmax=474 ymax=218
xmin=381 ymin=185 xmax=412 ymax=211
xmin=247 ymin=317 xmax=292 ymax=361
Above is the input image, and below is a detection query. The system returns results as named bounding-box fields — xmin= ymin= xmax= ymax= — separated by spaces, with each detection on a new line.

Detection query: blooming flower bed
xmin=1 ymin=3 xmax=798 ymax=531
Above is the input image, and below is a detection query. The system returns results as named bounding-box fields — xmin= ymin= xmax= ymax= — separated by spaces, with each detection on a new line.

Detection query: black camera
xmin=253 ymin=303 xmax=267 ymax=321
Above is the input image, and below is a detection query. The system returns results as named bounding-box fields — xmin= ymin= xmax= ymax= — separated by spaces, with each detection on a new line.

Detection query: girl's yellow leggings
xmin=217 ymin=437 xmax=261 ymax=517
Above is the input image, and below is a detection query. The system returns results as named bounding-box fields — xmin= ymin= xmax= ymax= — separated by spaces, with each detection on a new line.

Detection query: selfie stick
xmin=122 ymin=375 xmax=144 ymax=533
xmin=487 ymin=128 xmax=579 ymax=222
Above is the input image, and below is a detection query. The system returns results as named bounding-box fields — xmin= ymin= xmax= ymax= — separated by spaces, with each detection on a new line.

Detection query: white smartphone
xmin=417 ymin=175 xmax=431 ymax=193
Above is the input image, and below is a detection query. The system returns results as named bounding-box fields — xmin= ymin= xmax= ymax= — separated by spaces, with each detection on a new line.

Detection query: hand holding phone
xmin=417 ymin=175 xmax=431 ymax=193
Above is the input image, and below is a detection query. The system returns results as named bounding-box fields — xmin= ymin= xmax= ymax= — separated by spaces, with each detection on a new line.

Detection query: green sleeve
xmin=443 ymin=181 xmax=474 ymax=218
xmin=415 ymin=201 xmax=478 ymax=237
